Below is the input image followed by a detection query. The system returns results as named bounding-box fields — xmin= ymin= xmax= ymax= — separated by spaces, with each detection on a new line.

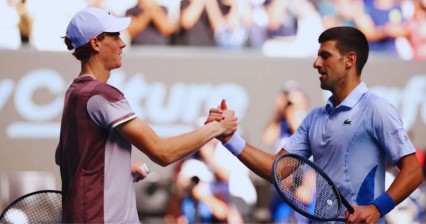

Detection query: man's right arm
xmin=206 ymin=99 xmax=286 ymax=182
xmin=116 ymin=113 xmax=237 ymax=167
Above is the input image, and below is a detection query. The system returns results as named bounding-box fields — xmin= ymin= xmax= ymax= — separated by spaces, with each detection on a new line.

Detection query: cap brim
xmin=104 ymin=17 xmax=131 ymax=33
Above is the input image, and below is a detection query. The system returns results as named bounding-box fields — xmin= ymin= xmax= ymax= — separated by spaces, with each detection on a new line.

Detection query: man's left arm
xmin=387 ymin=153 xmax=423 ymax=205
xmin=346 ymin=154 xmax=423 ymax=223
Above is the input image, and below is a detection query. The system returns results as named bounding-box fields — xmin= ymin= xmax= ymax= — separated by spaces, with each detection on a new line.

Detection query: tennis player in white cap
xmin=57 ymin=7 xmax=238 ymax=223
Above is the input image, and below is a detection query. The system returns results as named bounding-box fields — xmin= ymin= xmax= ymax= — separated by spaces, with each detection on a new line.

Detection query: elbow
xmin=160 ymin=29 xmax=175 ymax=37
xmin=415 ymin=168 xmax=424 ymax=187
xmin=149 ymin=153 xmax=175 ymax=167
xmin=156 ymin=24 xmax=176 ymax=36
xmin=180 ymin=20 xmax=194 ymax=30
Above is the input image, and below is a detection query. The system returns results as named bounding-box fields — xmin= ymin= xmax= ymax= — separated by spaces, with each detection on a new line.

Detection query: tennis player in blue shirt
xmin=207 ymin=26 xmax=424 ymax=223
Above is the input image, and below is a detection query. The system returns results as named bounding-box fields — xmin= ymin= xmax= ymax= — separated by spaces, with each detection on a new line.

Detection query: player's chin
xmin=319 ymin=81 xmax=331 ymax=91
xmin=112 ymin=62 xmax=122 ymax=69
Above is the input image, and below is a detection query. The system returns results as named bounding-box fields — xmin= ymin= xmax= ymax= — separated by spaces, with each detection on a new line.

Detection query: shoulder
xmin=361 ymin=92 xmax=403 ymax=126
xmin=300 ymin=106 xmax=325 ymax=126
xmin=91 ymin=82 xmax=126 ymax=102
xmin=307 ymin=106 xmax=327 ymax=118
xmin=362 ymin=92 xmax=396 ymax=112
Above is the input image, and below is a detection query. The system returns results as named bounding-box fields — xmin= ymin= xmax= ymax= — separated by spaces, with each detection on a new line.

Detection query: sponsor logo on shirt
xmin=343 ymin=119 xmax=352 ymax=125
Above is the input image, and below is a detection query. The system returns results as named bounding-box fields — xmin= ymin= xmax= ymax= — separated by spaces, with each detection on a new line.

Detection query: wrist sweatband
xmin=370 ymin=193 xmax=395 ymax=217
xmin=223 ymin=132 xmax=246 ymax=156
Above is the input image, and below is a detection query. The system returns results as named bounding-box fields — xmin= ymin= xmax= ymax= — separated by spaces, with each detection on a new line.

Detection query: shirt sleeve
xmin=87 ymin=92 xmax=136 ymax=130
xmin=283 ymin=109 xmax=315 ymax=158
xmin=372 ymin=98 xmax=416 ymax=165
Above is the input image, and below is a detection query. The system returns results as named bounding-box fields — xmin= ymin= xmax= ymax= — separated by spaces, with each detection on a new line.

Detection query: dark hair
xmin=62 ymin=33 xmax=108 ymax=61
xmin=318 ymin=26 xmax=369 ymax=74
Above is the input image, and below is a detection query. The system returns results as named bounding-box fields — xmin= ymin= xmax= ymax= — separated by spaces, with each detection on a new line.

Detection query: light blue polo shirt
xmin=284 ymin=82 xmax=415 ymax=209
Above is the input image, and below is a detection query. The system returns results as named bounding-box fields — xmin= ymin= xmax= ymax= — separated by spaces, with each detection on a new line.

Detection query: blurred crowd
xmin=1 ymin=0 xmax=426 ymax=60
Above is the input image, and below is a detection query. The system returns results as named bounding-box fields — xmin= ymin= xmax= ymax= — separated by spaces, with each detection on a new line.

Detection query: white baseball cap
xmin=66 ymin=7 xmax=131 ymax=49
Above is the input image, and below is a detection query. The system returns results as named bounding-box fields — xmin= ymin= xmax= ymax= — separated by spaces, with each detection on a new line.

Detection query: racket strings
xmin=275 ymin=157 xmax=341 ymax=219
xmin=0 ymin=192 xmax=62 ymax=223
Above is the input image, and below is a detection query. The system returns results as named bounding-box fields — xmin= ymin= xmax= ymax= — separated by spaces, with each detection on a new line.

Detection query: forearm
xmin=180 ymin=1 xmax=205 ymax=29
xmin=118 ymin=118 xmax=223 ymax=166
xmin=157 ymin=122 xmax=224 ymax=163
xmin=148 ymin=5 xmax=176 ymax=36
xmin=204 ymin=0 xmax=225 ymax=30
xmin=261 ymin=122 xmax=280 ymax=145
xmin=236 ymin=143 xmax=278 ymax=182
xmin=199 ymin=196 xmax=228 ymax=220
xmin=265 ymin=1 xmax=285 ymax=30
xmin=127 ymin=12 xmax=151 ymax=38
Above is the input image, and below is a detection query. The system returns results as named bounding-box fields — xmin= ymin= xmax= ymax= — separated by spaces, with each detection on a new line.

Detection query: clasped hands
xmin=205 ymin=99 xmax=238 ymax=143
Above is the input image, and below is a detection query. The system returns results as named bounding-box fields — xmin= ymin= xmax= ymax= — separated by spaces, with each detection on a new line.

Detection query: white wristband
xmin=223 ymin=132 xmax=246 ymax=156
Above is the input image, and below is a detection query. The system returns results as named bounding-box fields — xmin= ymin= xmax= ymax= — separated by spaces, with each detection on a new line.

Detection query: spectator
xmin=165 ymin=140 xmax=247 ymax=224
xmin=15 ymin=0 xmax=31 ymax=44
xmin=315 ymin=0 xmax=369 ymax=29
xmin=165 ymin=117 xmax=257 ymax=223
xmin=26 ymin=0 xmax=86 ymax=51
xmin=208 ymin=139 xmax=258 ymax=221
xmin=89 ymin=0 xmax=136 ymax=17
xmin=361 ymin=0 xmax=405 ymax=55
xmin=213 ymin=0 xmax=253 ymax=49
xmin=247 ymin=0 xmax=269 ymax=48
xmin=262 ymin=82 xmax=309 ymax=223
xmin=175 ymin=0 xmax=252 ymax=48
xmin=262 ymin=81 xmax=309 ymax=153
xmin=125 ymin=0 xmax=178 ymax=46
xmin=261 ymin=0 xmax=324 ymax=57
xmin=174 ymin=0 xmax=219 ymax=46
xmin=316 ymin=0 xmax=409 ymax=58
xmin=392 ymin=0 xmax=426 ymax=61
xmin=0 ymin=0 xmax=22 ymax=49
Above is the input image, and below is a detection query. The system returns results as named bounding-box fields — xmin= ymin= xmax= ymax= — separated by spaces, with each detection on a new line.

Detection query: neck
xmin=80 ymin=60 xmax=110 ymax=82
xmin=332 ymin=79 xmax=361 ymax=106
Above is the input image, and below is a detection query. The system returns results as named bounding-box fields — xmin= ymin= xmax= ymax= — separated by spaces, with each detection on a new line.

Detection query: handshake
xmin=205 ymin=99 xmax=246 ymax=156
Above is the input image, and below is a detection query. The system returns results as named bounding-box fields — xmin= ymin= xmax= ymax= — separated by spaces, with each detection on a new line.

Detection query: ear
xmin=89 ymin=37 xmax=101 ymax=52
xmin=345 ymin=52 xmax=356 ymax=69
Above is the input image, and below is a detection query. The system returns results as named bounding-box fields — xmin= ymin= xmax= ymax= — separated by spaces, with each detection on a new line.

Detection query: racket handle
xmin=132 ymin=163 xmax=150 ymax=179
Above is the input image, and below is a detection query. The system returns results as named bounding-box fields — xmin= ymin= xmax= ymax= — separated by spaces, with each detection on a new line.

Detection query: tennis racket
xmin=0 ymin=190 xmax=62 ymax=223
xmin=272 ymin=153 xmax=354 ymax=222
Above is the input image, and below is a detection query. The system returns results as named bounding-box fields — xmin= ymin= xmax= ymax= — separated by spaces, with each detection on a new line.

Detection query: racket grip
xmin=132 ymin=163 xmax=150 ymax=179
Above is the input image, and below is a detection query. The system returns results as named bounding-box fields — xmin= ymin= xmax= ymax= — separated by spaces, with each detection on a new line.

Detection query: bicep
xmin=395 ymin=153 xmax=421 ymax=172
xmin=389 ymin=153 xmax=423 ymax=204
xmin=115 ymin=117 xmax=160 ymax=156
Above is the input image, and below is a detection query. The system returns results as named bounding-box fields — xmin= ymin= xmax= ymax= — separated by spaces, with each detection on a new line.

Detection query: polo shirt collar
xmin=326 ymin=82 xmax=368 ymax=113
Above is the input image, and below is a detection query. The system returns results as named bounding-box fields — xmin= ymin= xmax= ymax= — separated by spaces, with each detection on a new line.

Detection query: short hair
xmin=63 ymin=33 xmax=108 ymax=61
xmin=318 ymin=26 xmax=369 ymax=74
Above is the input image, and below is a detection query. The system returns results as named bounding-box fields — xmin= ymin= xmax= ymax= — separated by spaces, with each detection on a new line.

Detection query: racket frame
xmin=272 ymin=153 xmax=354 ymax=222
xmin=0 ymin=190 xmax=62 ymax=221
